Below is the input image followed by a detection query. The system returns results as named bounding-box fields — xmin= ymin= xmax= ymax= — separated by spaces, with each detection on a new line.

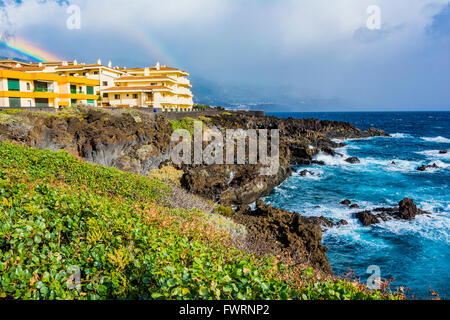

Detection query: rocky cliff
xmin=180 ymin=113 xmax=388 ymax=205
xmin=0 ymin=107 xmax=388 ymax=274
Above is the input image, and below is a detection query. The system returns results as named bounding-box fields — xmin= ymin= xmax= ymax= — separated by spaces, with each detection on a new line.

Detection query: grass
xmin=0 ymin=142 xmax=404 ymax=300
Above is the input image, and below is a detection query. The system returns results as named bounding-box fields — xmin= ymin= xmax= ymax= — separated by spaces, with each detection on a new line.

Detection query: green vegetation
xmin=168 ymin=117 xmax=205 ymax=137
xmin=0 ymin=113 xmax=23 ymax=125
xmin=0 ymin=109 xmax=27 ymax=115
xmin=194 ymin=104 xmax=212 ymax=110
xmin=0 ymin=106 xmax=84 ymax=120
xmin=0 ymin=142 xmax=404 ymax=300
xmin=147 ymin=166 xmax=183 ymax=186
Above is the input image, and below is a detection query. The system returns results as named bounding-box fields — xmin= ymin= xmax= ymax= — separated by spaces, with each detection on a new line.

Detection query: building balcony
xmin=34 ymin=88 xmax=54 ymax=93
xmin=177 ymin=78 xmax=191 ymax=85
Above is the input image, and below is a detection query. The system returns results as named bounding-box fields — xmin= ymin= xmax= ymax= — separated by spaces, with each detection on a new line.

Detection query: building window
xmin=114 ymin=94 xmax=120 ymax=99
xmin=26 ymin=83 xmax=31 ymax=91
xmin=34 ymin=80 xmax=48 ymax=92
xmin=133 ymin=94 xmax=138 ymax=99
xmin=9 ymin=97 xmax=21 ymax=108
xmin=7 ymin=79 xmax=20 ymax=91
xmin=87 ymin=99 xmax=95 ymax=106
xmin=69 ymin=73 xmax=75 ymax=76
xmin=103 ymin=93 xmax=108 ymax=98
xmin=93 ymin=71 xmax=99 ymax=75
xmin=35 ymin=98 xmax=49 ymax=108
xmin=86 ymin=86 xmax=94 ymax=95
xmin=71 ymin=99 xmax=77 ymax=106
xmin=70 ymin=85 xmax=77 ymax=94
xmin=103 ymin=81 xmax=108 ymax=86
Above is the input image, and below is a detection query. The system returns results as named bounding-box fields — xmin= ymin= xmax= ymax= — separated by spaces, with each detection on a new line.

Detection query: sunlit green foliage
xmin=214 ymin=205 xmax=234 ymax=217
xmin=168 ymin=117 xmax=205 ymax=137
xmin=0 ymin=142 xmax=404 ymax=300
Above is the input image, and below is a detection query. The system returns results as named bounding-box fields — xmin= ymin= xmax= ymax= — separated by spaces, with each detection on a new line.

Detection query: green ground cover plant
xmin=0 ymin=142 xmax=404 ymax=300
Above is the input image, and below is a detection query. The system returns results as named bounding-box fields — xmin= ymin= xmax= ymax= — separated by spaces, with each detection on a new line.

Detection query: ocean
xmin=265 ymin=111 xmax=450 ymax=299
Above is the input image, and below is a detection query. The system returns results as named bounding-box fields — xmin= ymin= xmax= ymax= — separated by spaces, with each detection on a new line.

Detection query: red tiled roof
xmin=55 ymin=64 xmax=102 ymax=70
xmin=30 ymin=61 xmax=71 ymax=66
xmin=12 ymin=66 xmax=46 ymax=71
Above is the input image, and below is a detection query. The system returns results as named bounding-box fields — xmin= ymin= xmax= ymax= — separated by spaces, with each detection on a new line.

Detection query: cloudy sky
xmin=1 ymin=0 xmax=449 ymax=110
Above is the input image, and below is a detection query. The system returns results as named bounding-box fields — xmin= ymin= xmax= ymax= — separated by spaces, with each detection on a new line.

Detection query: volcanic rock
xmin=355 ymin=198 xmax=429 ymax=226
xmin=300 ymin=170 xmax=314 ymax=177
xmin=232 ymin=200 xmax=333 ymax=274
xmin=345 ymin=157 xmax=360 ymax=164
xmin=397 ymin=197 xmax=426 ymax=220
xmin=0 ymin=106 xmax=389 ymax=207
xmin=355 ymin=211 xmax=380 ymax=226
xmin=417 ymin=163 xmax=439 ymax=171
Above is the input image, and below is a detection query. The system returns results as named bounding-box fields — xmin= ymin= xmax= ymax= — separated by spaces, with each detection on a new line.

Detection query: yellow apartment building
xmin=102 ymin=62 xmax=194 ymax=110
xmin=2 ymin=60 xmax=194 ymax=110
xmin=51 ymin=61 xmax=126 ymax=98
xmin=0 ymin=69 xmax=99 ymax=108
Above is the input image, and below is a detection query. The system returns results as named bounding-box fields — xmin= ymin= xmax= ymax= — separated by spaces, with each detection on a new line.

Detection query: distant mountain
xmin=190 ymin=76 xmax=348 ymax=112
xmin=0 ymin=55 xmax=33 ymax=64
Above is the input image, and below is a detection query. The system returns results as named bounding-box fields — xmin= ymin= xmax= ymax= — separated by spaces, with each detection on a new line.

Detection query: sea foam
xmin=421 ymin=136 xmax=450 ymax=143
xmin=416 ymin=150 xmax=450 ymax=160
xmin=390 ymin=133 xmax=412 ymax=139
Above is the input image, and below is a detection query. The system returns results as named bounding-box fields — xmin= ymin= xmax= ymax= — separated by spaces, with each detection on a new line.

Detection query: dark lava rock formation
xmin=417 ymin=163 xmax=439 ymax=172
xmin=355 ymin=198 xmax=429 ymax=226
xmin=0 ymin=107 xmax=388 ymax=274
xmin=345 ymin=157 xmax=360 ymax=164
xmin=300 ymin=169 xmax=314 ymax=176
xmin=181 ymin=113 xmax=388 ymax=206
xmin=0 ymin=108 xmax=388 ymax=206
xmin=0 ymin=107 xmax=173 ymax=175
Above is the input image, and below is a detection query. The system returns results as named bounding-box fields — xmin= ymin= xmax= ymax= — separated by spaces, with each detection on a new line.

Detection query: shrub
xmin=168 ymin=117 xmax=204 ymax=137
xmin=147 ymin=166 xmax=183 ymax=186
xmin=194 ymin=105 xmax=211 ymax=110
xmin=214 ymin=205 xmax=235 ymax=217
xmin=0 ymin=142 xmax=404 ymax=300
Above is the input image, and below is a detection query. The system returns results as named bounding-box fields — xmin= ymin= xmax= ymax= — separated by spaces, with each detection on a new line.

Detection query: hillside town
xmin=0 ymin=59 xmax=194 ymax=110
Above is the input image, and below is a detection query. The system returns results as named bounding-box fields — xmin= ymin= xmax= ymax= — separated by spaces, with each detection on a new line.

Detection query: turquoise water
xmin=265 ymin=112 xmax=450 ymax=299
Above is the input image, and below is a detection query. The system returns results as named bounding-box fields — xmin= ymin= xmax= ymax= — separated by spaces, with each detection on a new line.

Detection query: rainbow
xmin=0 ymin=37 xmax=61 ymax=63
xmin=123 ymin=28 xmax=179 ymax=68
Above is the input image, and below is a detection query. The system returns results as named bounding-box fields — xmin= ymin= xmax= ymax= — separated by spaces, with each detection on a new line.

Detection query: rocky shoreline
xmin=0 ymin=107 xmax=392 ymax=274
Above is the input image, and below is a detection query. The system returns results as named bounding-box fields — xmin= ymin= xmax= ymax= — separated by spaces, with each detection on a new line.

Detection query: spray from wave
xmin=421 ymin=136 xmax=450 ymax=143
